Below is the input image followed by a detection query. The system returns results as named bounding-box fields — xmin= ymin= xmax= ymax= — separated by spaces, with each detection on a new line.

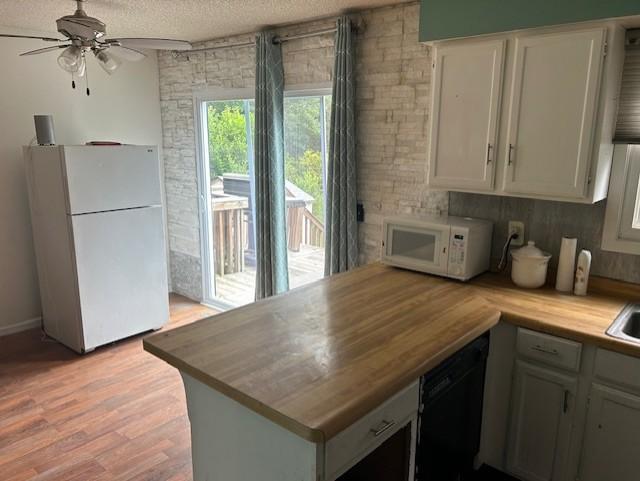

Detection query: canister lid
xmin=512 ymin=241 xmax=551 ymax=260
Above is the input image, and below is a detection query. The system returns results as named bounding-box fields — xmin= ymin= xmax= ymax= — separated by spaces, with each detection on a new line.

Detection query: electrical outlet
xmin=508 ymin=221 xmax=525 ymax=246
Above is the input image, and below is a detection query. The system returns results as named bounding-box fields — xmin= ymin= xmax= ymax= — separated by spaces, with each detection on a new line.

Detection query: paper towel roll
xmin=556 ymin=237 xmax=577 ymax=292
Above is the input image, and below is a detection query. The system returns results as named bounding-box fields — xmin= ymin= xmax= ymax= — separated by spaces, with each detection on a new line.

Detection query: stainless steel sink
xmin=607 ymin=304 xmax=640 ymax=343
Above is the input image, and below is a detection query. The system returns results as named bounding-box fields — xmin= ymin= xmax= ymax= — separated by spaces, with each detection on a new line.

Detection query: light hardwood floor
xmin=0 ymin=294 xmax=216 ymax=481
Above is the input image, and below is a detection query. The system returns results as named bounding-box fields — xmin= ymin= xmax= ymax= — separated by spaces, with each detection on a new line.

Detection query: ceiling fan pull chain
xmin=85 ymin=59 xmax=90 ymax=96
xmin=71 ymin=71 xmax=76 ymax=89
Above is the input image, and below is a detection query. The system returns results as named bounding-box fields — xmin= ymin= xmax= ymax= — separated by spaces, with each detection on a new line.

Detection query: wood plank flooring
xmin=0 ymin=294 xmax=216 ymax=481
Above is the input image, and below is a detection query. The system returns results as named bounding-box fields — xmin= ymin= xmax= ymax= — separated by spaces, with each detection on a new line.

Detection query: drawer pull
xmin=370 ymin=420 xmax=395 ymax=437
xmin=530 ymin=344 xmax=559 ymax=356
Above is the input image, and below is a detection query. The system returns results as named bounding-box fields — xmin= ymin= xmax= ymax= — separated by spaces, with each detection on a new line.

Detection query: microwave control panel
xmin=448 ymin=229 xmax=467 ymax=276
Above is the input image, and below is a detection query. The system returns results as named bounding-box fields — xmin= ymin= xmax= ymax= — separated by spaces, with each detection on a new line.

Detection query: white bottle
xmin=574 ymin=250 xmax=592 ymax=296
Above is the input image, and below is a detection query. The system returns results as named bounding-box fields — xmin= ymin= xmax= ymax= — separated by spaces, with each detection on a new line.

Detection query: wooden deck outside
xmin=214 ymin=245 xmax=325 ymax=306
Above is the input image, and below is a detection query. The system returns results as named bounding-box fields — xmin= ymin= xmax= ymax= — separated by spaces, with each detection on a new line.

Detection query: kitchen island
xmin=144 ymin=263 xmax=640 ymax=480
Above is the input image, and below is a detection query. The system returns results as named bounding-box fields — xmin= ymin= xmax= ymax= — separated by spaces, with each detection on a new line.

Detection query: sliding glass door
xmin=197 ymin=89 xmax=331 ymax=308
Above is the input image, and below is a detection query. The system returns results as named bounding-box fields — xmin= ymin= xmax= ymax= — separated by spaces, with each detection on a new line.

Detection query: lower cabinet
xmin=484 ymin=328 xmax=640 ymax=481
xmin=325 ymin=381 xmax=419 ymax=481
xmin=578 ymin=383 xmax=640 ymax=481
xmin=506 ymin=361 xmax=577 ymax=481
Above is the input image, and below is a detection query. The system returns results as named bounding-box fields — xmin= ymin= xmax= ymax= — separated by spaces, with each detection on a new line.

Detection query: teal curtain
xmin=254 ymin=31 xmax=289 ymax=299
xmin=325 ymin=16 xmax=358 ymax=276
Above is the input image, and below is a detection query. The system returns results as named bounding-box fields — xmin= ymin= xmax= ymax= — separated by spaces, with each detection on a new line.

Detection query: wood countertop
xmin=472 ymin=274 xmax=639 ymax=357
xmin=144 ymin=264 xmax=500 ymax=442
xmin=144 ymin=263 xmax=640 ymax=443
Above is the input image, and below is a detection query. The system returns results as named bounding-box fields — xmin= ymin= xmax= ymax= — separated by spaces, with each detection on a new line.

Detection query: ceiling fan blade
xmin=0 ymin=33 xmax=66 ymax=42
xmin=106 ymin=45 xmax=147 ymax=62
xmin=106 ymin=38 xmax=192 ymax=51
xmin=20 ymin=45 xmax=71 ymax=56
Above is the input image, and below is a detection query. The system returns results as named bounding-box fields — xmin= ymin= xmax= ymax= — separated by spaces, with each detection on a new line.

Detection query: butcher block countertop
xmin=144 ymin=263 xmax=640 ymax=443
xmin=144 ymin=264 xmax=500 ymax=442
xmin=472 ymin=275 xmax=639 ymax=357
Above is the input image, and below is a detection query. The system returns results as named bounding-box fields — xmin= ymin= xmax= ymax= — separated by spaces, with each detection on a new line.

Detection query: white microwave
xmin=381 ymin=215 xmax=493 ymax=281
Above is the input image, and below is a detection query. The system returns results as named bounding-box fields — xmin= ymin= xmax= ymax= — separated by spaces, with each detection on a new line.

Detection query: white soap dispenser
xmin=574 ymin=250 xmax=592 ymax=296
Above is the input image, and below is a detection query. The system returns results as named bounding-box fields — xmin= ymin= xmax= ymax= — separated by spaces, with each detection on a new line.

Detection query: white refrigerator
xmin=25 ymin=145 xmax=169 ymax=353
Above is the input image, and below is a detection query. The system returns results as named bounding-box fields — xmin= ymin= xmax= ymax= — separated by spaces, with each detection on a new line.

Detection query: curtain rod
xmin=175 ymin=26 xmax=340 ymax=55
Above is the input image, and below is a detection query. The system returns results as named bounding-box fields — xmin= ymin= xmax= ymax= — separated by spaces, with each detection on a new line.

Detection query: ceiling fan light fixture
xmin=1 ymin=1 xmax=192 ymax=92
xmin=94 ymin=49 xmax=120 ymax=74
xmin=57 ymin=45 xmax=83 ymax=73
xmin=75 ymin=54 xmax=86 ymax=78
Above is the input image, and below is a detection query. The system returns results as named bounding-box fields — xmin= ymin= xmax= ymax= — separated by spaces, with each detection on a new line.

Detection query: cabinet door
xmin=428 ymin=40 xmax=505 ymax=191
xmin=502 ymin=29 xmax=605 ymax=199
xmin=506 ymin=361 xmax=577 ymax=481
xmin=579 ymin=384 xmax=640 ymax=481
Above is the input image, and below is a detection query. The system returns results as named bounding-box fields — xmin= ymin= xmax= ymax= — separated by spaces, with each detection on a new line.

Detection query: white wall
xmin=0 ymin=28 xmax=163 ymax=334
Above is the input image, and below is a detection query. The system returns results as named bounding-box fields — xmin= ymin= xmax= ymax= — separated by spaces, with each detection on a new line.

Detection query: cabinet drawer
xmin=594 ymin=348 xmax=640 ymax=392
xmin=516 ymin=328 xmax=582 ymax=372
xmin=325 ymin=381 xmax=419 ymax=480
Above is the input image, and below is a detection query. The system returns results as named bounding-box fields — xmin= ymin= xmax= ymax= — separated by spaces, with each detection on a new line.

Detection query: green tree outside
xmin=207 ymin=101 xmax=252 ymax=177
xmin=206 ymin=96 xmax=329 ymax=222
xmin=285 ymin=150 xmax=324 ymax=222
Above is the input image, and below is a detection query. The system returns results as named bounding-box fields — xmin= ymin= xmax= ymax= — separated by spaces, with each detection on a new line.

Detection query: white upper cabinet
xmin=425 ymin=23 xmax=625 ymax=203
xmin=428 ymin=40 xmax=505 ymax=191
xmin=502 ymin=29 xmax=605 ymax=198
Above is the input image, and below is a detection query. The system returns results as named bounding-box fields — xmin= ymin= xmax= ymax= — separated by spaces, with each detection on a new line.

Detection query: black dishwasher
xmin=416 ymin=333 xmax=490 ymax=481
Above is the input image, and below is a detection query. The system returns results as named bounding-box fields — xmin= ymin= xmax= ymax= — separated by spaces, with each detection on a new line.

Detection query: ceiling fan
xmin=0 ymin=0 xmax=192 ymax=95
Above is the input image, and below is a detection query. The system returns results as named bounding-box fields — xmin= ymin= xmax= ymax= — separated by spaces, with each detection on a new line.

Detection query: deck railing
xmin=287 ymin=207 xmax=324 ymax=252
xmin=302 ymin=209 xmax=324 ymax=248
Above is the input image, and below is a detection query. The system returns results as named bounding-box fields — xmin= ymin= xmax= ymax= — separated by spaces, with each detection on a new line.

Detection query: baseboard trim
xmin=0 ymin=317 xmax=41 ymax=337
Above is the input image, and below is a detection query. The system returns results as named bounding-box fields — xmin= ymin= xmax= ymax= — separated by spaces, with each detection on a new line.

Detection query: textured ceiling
xmin=0 ymin=0 xmax=410 ymax=43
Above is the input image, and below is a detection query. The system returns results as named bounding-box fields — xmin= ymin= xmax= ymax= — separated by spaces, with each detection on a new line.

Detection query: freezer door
xmin=71 ymin=206 xmax=169 ymax=351
xmin=63 ymin=145 xmax=162 ymax=214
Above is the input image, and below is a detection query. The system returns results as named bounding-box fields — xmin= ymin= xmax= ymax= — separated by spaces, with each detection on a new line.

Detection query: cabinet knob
xmin=486 ymin=143 xmax=493 ymax=164
xmin=508 ymin=144 xmax=515 ymax=166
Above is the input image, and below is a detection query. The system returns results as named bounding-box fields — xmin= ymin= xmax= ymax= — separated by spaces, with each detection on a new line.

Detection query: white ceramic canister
xmin=511 ymin=241 xmax=552 ymax=289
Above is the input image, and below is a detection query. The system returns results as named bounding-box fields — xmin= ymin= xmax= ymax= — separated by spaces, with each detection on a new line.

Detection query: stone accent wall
xmin=354 ymin=5 xmax=448 ymax=262
xmin=159 ymin=2 xmax=447 ymax=300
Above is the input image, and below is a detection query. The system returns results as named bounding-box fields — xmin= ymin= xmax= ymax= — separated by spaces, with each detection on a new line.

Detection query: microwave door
xmin=385 ymin=223 xmax=450 ymax=274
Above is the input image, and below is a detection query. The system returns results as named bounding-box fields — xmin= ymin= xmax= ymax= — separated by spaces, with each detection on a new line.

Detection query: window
xmin=207 ymin=99 xmax=255 ymax=179
xmin=196 ymin=88 xmax=331 ymax=308
xmin=602 ymin=144 xmax=640 ymax=254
